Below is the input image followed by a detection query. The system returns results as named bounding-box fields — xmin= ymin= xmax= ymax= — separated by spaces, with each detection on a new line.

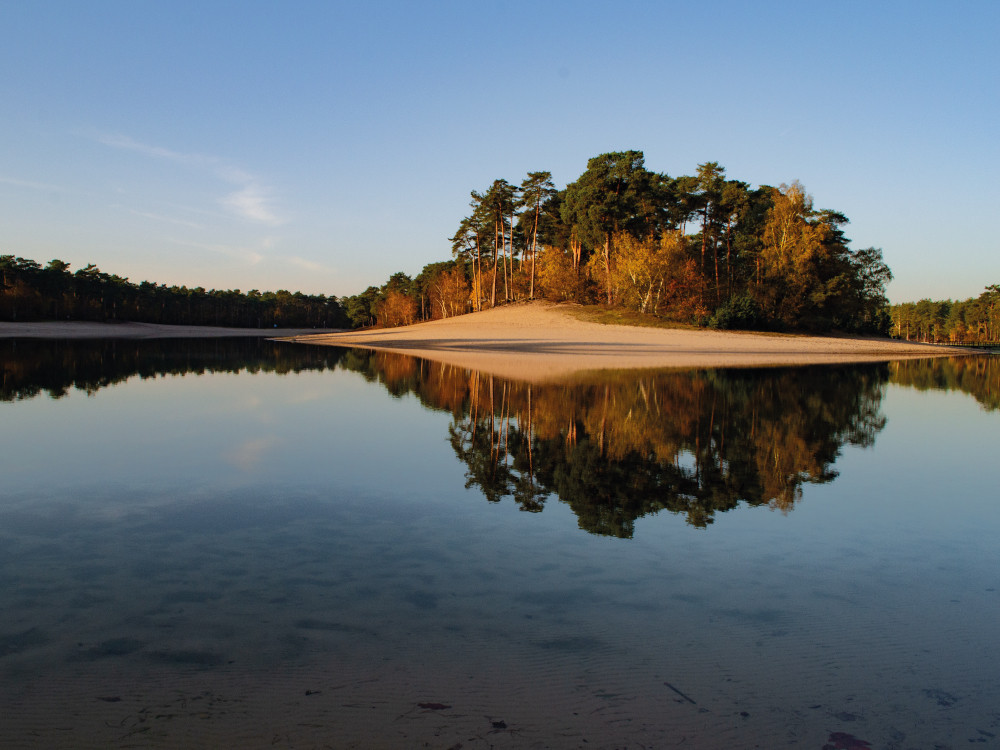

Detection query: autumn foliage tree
xmin=427 ymin=265 xmax=470 ymax=319
xmin=375 ymin=289 xmax=418 ymax=327
xmin=338 ymin=152 xmax=894 ymax=334
xmin=438 ymin=152 xmax=896 ymax=333
xmin=756 ymin=182 xmax=837 ymax=325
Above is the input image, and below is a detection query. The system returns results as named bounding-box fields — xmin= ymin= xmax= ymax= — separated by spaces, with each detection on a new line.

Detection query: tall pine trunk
xmin=530 ymin=205 xmax=540 ymax=299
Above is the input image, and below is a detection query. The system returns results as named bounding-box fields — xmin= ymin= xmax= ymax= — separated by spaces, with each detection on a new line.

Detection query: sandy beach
xmin=1 ymin=305 xmax=966 ymax=381
xmin=0 ymin=321 xmax=338 ymax=339
xmin=286 ymin=301 xmax=962 ymax=381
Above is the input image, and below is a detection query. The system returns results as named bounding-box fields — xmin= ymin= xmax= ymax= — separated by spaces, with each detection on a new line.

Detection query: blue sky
xmin=1 ymin=1 xmax=996 ymax=303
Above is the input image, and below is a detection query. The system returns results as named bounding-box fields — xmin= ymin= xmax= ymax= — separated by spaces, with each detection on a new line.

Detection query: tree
xmin=756 ymin=182 xmax=836 ymax=327
xmin=375 ymin=289 xmax=418 ymax=327
xmin=656 ymin=232 xmax=708 ymax=321
xmin=608 ymin=233 xmax=667 ymax=314
xmin=845 ymin=247 xmax=893 ymax=333
xmin=694 ymin=161 xmax=725 ymax=301
xmin=374 ymin=272 xmax=419 ymax=327
xmin=519 ymin=171 xmax=556 ymax=299
xmin=534 ymin=245 xmax=580 ymax=302
xmin=717 ymin=180 xmax=750 ymax=299
xmin=424 ymin=263 xmax=469 ymax=319
xmin=985 ymin=284 xmax=1000 ymax=340
xmin=450 ymin=215 xmax=484 ymax=311
xmin=469 ymin=179 xmax=520 ymax=306
xmin=562 ymin=151 xmax=657 ymax=305
xmin=343 ymin=286 xmax=381 ymax=328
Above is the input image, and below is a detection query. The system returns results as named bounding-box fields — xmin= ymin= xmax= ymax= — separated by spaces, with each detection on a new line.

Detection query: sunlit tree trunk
xmin=603 ymin=234 xmax=612 ymax=305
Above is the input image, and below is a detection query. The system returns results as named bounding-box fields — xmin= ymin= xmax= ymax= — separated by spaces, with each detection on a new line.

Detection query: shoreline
xmin=0 ymin=305 xmax=971 ymax=381
xmin=284 ymin=301 xmax=968 ymax=381
xmin=0 ymin=321 xmax=341 ymax=339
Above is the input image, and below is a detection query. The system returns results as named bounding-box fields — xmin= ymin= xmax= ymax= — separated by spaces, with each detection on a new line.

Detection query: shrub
xmin=709 ymin=295 xmax=768 ymax=330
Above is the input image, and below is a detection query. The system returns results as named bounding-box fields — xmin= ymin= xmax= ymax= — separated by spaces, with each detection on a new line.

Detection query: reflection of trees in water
xmin=456 ymin=368 xmax=889 ymax=534
xmin=342 ymin=350 xmax=894 ymax=535
xmin=889 ymin=356 xmax=1000 ymax=411
xmin=0 ymin=338 xmax=343 ymax=402
xmin=7 ymin=340 xmax=994 ymax=535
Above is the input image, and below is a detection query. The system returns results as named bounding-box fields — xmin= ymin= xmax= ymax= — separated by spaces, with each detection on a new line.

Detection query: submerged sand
xmin=286 ymin=301 xmax=962 ymax=381
xmin=0 ymin=321 xmax=338 ymax=339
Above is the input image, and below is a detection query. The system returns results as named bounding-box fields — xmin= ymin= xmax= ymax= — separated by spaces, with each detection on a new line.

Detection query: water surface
xmin=1 ymin=340 xmax=997 ymax=748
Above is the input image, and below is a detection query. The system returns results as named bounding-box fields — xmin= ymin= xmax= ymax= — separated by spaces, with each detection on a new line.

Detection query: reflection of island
xmin=5 ymin=340 xmax=995 ymax=535
xmin=340 ymin=349 xmax=893 ymax=534
xmin=337 ymin=353 xmax=997 ymax=534
xmin=0 ymin=338 xmax=343 ymax=401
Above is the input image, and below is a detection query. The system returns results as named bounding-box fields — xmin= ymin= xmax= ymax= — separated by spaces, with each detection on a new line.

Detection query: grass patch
xmin=560 ymin=303 xmax=810 ymax=338
xmin=561 ymin=304 xmax=702 ymax=331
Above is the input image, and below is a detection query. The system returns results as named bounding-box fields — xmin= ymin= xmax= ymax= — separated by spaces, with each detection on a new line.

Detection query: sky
xmin=1 ymin=1 xmax=997 ymax=303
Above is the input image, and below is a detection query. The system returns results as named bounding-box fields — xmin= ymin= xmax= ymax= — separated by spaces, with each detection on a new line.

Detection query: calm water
xmin=1 ymin=339 xmax=998 ymax=749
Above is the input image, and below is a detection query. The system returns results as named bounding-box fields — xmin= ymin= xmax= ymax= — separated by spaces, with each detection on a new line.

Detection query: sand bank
xmin=0 ymin=321 xmax=339 ymax=339
xmin=286 ymin=301 xmax=964 ymax=381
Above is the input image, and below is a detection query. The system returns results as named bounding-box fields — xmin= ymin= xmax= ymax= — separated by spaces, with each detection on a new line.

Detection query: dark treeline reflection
xmin=338 ymin=350 xmax=895 ymax=534
xmin=890 ymin=356 xmax=1000 ymax=411
xmin=0 ymin=338 xmax=344 ymax=401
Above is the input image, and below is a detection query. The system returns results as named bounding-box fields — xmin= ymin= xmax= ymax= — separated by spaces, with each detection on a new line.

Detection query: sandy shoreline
xmin=285 ymin=301 xmax=965 ymax=381
xmin=1 ymin=305 xmax=968 ymax=380
xmin=0 ymin=321 xmax=339 ymax=339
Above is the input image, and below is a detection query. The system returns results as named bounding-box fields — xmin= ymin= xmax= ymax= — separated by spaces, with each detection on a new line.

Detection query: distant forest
xmin=0 ymin=256 xmax=347 ymax=328
xmin=889 ymin=287 xmax=1000 ymax=343
xmin=4 ymin=149 xmax=977 ymax=335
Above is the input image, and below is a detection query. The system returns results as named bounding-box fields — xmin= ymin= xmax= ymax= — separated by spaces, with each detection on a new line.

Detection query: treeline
xmin=339 ymin=261 xmax=469 ymax=329
xmin=889 ymin=286 xmax=1000 ymax=343
xmin=0 ymin=255 xmax=348 ymax=328
xmin=342 ymin=150 xmax=894 ymax=333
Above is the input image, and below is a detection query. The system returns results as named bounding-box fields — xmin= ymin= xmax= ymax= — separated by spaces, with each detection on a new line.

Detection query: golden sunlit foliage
xmin=426 ymin=266 xmax=469 ymax=319
xmin=535 ymin=245 xmax=582 ymax=302
xmin=375 ymin=289 xmax=418 ymax=328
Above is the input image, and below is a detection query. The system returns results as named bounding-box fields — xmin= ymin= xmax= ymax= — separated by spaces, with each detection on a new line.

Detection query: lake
xmin=1 ymin=339 xmax=997 ymax=749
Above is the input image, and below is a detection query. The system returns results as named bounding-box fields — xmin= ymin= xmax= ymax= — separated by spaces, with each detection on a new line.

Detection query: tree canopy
xmin=429 ymin=151 xmax=896 ymax=333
